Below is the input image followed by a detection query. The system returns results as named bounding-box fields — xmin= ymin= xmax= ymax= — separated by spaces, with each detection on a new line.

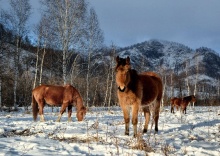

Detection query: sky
xmin=89 ymin=0 xmax=220 ymax=53
xmin=1 ymin=0 xmax=220 ymax=53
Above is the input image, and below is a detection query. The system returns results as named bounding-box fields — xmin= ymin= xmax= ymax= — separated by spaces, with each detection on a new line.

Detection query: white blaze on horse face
xmin=116 ymin=66 xmax=130 ymax=91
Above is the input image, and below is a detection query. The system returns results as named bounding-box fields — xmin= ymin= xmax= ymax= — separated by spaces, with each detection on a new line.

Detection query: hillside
xmin=116 ymin=39 xmax=220 ymax=103
xmin=1 ymin=39 xmax=220 ymax=107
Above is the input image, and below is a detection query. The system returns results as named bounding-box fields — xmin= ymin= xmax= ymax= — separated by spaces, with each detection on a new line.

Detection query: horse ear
xmin=126 ymin=56 xmax=130 ymax=64
xmin=116 ymin=56 xmax=120 ymax=63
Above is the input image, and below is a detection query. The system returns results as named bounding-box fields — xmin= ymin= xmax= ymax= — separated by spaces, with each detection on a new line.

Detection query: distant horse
xmin=181 ymin=95 xmax=196 ymax=114
xmin=170 ymin=95 xmax=196 ymax=114
xmin=170 ymin=97 xmax=182 ymax=113
xmin=115 ymin=56 xmax=163 ymax=137
xmin=32 ymin=84 xmax=86 ymax=122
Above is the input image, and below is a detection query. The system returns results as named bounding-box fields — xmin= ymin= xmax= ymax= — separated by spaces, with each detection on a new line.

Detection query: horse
xmin=170 ymin=97 xmax=182 ymax=113
xmin=115 ymin=56 xmax=163 ymax=137
xmin=181 ymin=95 xmax=196 ymax=114
xmin=170 ymin=95 xmax=196 ymax=114
xmin=32 ymin=84 xmax=86 ymax=122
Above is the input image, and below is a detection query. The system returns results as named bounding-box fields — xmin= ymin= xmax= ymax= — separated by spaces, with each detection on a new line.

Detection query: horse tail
xmin=32 ymin=93 xmax=38 ymax=121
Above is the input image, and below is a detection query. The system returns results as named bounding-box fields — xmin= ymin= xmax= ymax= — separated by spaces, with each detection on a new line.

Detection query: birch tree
xmin=2 ymin=0 xmax=31 ymax=108
xmin=42 ymin=0 xmax=87 ymax=85
xmin=193 ymin=55 xmax=199 ymax=108
xmin=185 ymin=60 xmax=190 ymax=96
xmin=170 ymin=70 xmax=174 ymax=98
xmin=85 ymin=7 xmax=104 ymax=107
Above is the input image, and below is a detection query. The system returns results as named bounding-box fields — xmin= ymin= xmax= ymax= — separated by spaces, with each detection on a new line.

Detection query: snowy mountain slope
xmin=117 ymin=39 xmax=220 ymax=85
xmin=115 ymin=39 xmax=220 ymax=100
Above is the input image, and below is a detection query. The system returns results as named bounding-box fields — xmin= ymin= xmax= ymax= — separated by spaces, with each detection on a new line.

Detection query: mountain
xmin=116 ymin=39 xmax=220 ymax=101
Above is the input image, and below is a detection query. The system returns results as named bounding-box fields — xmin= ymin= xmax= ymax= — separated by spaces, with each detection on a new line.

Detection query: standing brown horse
xmin=170 ymin=97 xmax=182 ymax=113
xmin=32 ymin=84 xmax=86 ymax=122
xmin=170 ymin=95 xmax=196 ymax=114
xmin=115 ymin=56 xmax=163 ymax=137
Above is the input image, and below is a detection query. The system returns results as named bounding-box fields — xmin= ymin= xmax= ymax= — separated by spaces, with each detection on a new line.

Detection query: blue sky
xmin=90 ymin=0 xmax=220 ymax=53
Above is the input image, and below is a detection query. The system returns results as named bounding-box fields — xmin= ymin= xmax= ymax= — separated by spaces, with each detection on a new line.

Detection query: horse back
xmin=32 ymin=84 xmax=77 ymax=105
xmin=139 ymin=72 xmax=163 ymax=104
xmin=172 ymin=98 xmax=182 ymax=106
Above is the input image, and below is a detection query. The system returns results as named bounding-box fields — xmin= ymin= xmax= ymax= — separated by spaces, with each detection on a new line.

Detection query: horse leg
xmin=38 ymin=100 xmax=45 ymax=122
xmin=56 ymin=104 xmax=67 ymax=122
xmin=184 ymin=106 xmax=187 ymax=114
xmin=171 ymin=105 xmax=174 ymax=113
xmin=131 ymin=104 xmax=139 ymax=137
xmin=67 ymin=105 xmax=73 ymax=122
xmin=176 ymin=106 xmax=178 ymax=112
xmin=142 ymin=106 xmax=150 ymax=133
xmin=154 ymin=101 xmax=160 ymax=132
xmin=121 ymin=105 xmax=130 ymax=136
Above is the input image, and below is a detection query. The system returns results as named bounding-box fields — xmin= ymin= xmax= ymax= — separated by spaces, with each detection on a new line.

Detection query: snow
xmin=0 ymin=106 xmax=219 ymax=155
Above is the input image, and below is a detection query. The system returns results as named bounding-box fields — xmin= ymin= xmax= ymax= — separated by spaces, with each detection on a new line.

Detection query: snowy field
xmin=0 ymin=106 xmax=219 ymax=156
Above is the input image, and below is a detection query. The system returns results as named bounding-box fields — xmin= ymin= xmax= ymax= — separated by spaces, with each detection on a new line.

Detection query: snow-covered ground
xmin=0 ymin=106 xmax=219 ymax=156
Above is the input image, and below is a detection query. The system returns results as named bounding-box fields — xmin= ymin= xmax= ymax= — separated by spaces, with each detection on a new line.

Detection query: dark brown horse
xmin=170 ymin=95 xmax=196 ymax=114
xmin=115 ymin=56 xmax=163 ymax=137
xmin=181 ymin=95 xmax=196 ymax=114
xmin=32 ymin=84 xmax=86 ymax=122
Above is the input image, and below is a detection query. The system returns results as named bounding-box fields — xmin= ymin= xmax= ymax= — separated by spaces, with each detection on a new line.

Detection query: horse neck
xmin=127 ymin=69 xmax=138 ymax=90
xmin=75 ymin=95 xmax=84 ymax=110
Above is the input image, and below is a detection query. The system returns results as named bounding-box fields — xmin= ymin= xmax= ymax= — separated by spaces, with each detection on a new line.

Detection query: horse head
xmin=115 ymin=56 xmax=131 ymax=92
xmin=76 ymin=106 xmax=86 ymax=121
xmin=191 ymin=95 xmax=196 ymax=103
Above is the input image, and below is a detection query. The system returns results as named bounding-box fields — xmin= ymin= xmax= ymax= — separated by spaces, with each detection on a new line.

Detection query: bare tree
xmin=85 ymin=7 xmax=104 ymax=107
xmin=2 ymin=0 xmax=31 ymax=108
xmin=193 ymin=55 xmax=199 ymax=108
xmin=170 ymin=70 xmax=174 ymax=98
xmin=185 ymin=60 xmax=190 ymax=96
xmin=41 ymin=0 xmax=87 ymax=85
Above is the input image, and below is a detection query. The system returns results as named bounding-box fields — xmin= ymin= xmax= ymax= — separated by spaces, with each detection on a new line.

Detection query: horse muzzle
xmin=118 ymin=86 xmax=126 ymax=92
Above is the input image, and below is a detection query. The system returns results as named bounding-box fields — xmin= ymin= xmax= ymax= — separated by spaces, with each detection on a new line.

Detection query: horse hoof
xmin=133 ymin=134 xmax=137 ymax=138
xmin=143 ymin=129 xmax=147 ymax=133
xmin=125 ymin=132 xmax=129 ymax=136
xmin=155 ymin=127 xmax=158 ymax=132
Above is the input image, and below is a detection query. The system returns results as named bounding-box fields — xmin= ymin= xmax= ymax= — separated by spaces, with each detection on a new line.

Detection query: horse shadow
xmin=161 ymin=119 xmax=220 ymax=134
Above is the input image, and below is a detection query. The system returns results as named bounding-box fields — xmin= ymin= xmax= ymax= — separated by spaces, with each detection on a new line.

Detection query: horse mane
xmin=183 ymin=95 xmax=194 ymax=101
xmin=127 ymin=69 xmax=139 ymax=92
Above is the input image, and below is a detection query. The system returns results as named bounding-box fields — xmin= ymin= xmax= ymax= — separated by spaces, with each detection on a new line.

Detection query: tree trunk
xmin=39 ymin=42 xmax=46 ymax=85
xmin=13 ymin=37 xmax=19 ymax=109
xmin=33 ymin=36 xmax=40 ymax=89
xmin=108 ymin=60 xmax=114 ymax=109
xmin=103 ymin=68 xmax=110 ymax=107
xmin=86 ymin=52 xmax=91 ymax=107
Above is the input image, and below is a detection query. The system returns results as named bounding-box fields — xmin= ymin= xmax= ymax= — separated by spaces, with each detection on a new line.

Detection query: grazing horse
xmin=170 ymin=95 xmax=196 ymax=114
xmin=115 ymin=56 xmax=163 ymax=137
xmin=170 ymin=97 xmax=182 ymax=113
xmin=32 ymin=84 xmax=86 ymax=122
xmin=181 ymin=95 xmax=196 ymax=114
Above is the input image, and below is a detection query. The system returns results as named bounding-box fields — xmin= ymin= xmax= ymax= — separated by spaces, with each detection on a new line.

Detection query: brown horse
xmin=32 ymin=84 xmax=86 ymax=122
xmin=115 ymin=56 xmax=163 ymax=137
xmin=170 ymin=95 xmax=196 ymax=114
xmin=170 ymin=97 xmax=182 ymax=113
